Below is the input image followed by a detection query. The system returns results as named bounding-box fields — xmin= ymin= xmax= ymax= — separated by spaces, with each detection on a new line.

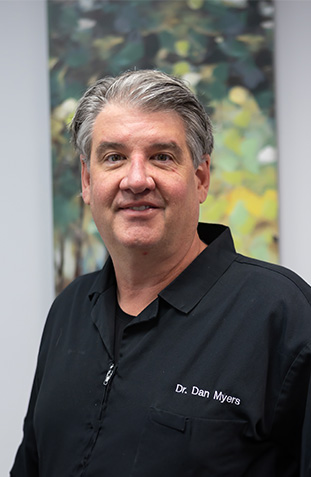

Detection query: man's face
xmin=81 ymin=104 xmax=210 ymax=257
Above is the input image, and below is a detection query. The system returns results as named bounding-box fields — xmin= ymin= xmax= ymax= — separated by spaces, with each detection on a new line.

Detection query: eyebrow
xmin=95 ymin=142 xmax=125 ymax=159
xmin=95 ymin=141 xmax=183 ymax=158
xmin=149 ymin=142 xmax=183 ymax=155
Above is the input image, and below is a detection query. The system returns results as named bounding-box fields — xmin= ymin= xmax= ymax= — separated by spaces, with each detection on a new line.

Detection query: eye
xmin=105 ymin=153 xmax=126 ymax=163
xmin=152 ymin=153 xmax=173 ymax=163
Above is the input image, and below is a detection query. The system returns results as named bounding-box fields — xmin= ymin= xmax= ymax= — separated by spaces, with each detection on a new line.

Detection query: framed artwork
xmin=48 ymin=0 xmax=277 ymax=293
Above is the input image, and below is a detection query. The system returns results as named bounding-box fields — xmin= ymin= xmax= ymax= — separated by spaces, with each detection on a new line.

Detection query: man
xmin=11 ymin=70 xmax=311 ymax=476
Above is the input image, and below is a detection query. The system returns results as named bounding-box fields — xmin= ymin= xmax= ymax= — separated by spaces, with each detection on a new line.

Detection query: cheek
xmin=173 ymin=176 xmax=199 ymax=203
xmin=162 ymin=172 xmax=192 ymax=199
xmin=90 ymin=177 xmax=116 ymax=206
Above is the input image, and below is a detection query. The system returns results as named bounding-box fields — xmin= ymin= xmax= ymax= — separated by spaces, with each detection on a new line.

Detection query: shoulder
xmin=224 ymin=255 xmax=311 ymax=358
xmin=45 ymin=268 xmax=106 ymax=331
xmin=37 ymin=270 xmax=106 ymax=359
xmin=55 ymin=270 xmax=103 ymax=303
xmin=233 ymin=254 xmax=311 ymax=306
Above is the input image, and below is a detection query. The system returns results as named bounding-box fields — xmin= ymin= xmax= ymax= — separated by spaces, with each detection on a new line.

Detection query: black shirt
xmin=11 ymin=224 xmax=311 ymax=476
xmin=114 ymin=303 xmax=134 ymax=361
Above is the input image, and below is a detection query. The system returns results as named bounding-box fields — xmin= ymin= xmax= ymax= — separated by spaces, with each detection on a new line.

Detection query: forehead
xmin=91 ymin=104 xmax=188 ymax=149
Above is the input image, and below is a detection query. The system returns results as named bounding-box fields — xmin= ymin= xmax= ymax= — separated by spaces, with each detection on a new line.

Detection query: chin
xmin=116 ymin=230 xmax=164 ymax=250
xmin=113 ymin=223 xmax=162 ymax=245
xmin=121 ymin=238 xmax=159 ymax=249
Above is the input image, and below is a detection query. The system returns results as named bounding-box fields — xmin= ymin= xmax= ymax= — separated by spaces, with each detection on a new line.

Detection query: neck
xmin=110 ymin=233 xmax=206 ymax=315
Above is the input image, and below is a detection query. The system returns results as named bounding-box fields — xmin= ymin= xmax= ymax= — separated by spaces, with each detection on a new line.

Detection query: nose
xmin=119 ymin=157 xmax=155 ymax=193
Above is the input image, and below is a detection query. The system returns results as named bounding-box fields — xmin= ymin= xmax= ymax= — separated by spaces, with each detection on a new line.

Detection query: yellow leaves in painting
xmin=187 ymin=0 xmax=205 ymax=10
xmin=51 ymin=98 xmax=78 ymax=144
xmin=201 ymin=187 xmax=278 ymax=261
xmin=202 ymin=188 xmax=277 ymax=224
xmin=93 ymin=36 xmax=124 ymax=60
xmin=229 ymin=86 xmax=249 ymax=105
xmin=201 ymin=83 xmax=278 ymax=262
xmin=175 ymin=40 xmax=190 ymax=57
xmin=226 ymin=187 xmax=277 ymax=221
xmin=172 ymin=61 xmax=191 ymax=76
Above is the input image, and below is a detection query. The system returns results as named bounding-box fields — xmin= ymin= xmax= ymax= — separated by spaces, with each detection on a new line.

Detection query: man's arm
xmin=300 ymin=346 xmax=311 ymax=476
xmin=272 ymin=343 xmax=311 ymax=476
xmin=10 ymin=371 xmax=40 ymax=476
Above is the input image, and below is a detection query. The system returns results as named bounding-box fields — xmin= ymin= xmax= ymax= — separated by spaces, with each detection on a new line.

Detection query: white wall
xmin=0 ymin=0 xmax=310 ymax=475
xmin=0 ymin=1 xmax=54 ymax=474
xmin=275 ymin=0 xmax=311 ymax=284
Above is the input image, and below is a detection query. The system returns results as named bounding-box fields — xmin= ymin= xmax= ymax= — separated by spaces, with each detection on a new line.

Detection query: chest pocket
xmin=130 ymin=407 xmax=249 ymax=477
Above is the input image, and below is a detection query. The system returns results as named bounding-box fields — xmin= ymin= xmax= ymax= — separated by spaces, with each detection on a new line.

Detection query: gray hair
xmin=69 ymin=69 xmax=213 ymax=169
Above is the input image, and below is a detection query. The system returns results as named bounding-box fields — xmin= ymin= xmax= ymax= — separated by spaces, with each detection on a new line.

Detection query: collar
xmin=159 ymin=223 xmax=237 ymax=313
xmin=88 ymin=256 xmax=116 ymax=302
xmin=88 ymin=223 xmax=237 ymax=314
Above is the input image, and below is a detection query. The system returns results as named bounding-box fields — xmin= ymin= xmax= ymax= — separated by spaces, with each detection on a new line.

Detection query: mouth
xmin=118 ymin=203 xmax=161 ymax=217
xmin=128 ymin=205 xmax=153 ymax=211
xmin=119 ymin=202 xmax=159 ymax=211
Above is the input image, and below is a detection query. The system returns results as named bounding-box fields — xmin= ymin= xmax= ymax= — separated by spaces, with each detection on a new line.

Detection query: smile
xmin=129 ymin=206 xmax=152 ymax=211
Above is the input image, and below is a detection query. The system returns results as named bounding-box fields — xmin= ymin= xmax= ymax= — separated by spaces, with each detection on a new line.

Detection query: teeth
xmin=130 ymin=206 xmax=150 ymax=211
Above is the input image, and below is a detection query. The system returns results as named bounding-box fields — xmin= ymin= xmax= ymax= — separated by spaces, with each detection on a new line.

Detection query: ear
xmin=195 ymin=155 xmax=210 ymax=204
xmin=80 ymin=156 xmax=91 ymax=205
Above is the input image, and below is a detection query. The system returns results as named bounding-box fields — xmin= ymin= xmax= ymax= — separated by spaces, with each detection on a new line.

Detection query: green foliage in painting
xmin=49 ymin=0 xmax=277 ymax=293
